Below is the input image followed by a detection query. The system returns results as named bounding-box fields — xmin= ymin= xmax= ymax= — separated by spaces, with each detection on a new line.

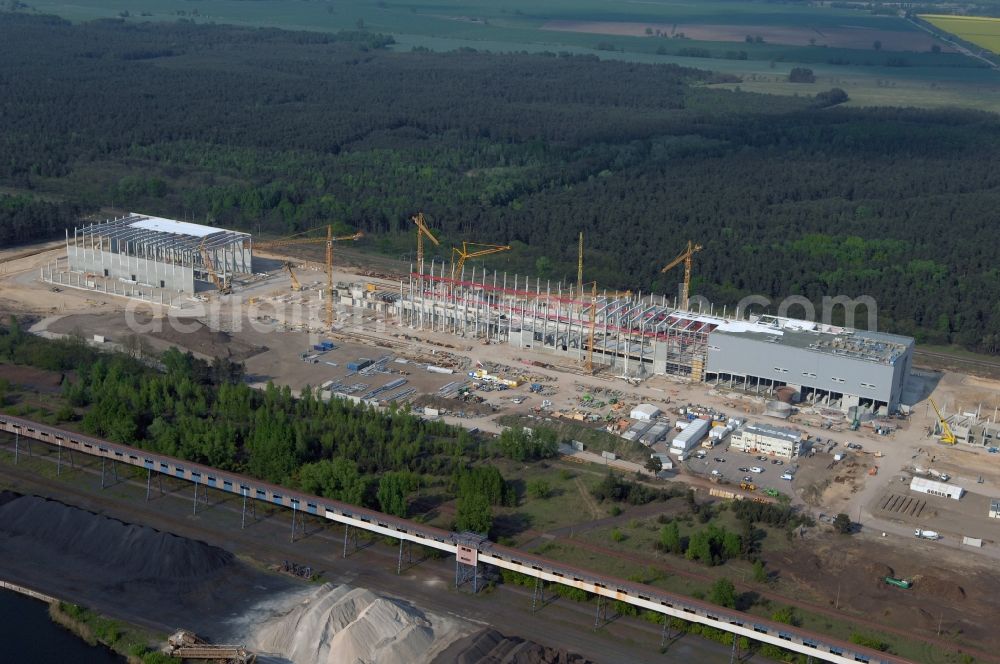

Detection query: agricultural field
xmin=21 ymin=0 xmax=1000 ymax=110
xmin=921 ymin=14 xmax=1000 ymax=54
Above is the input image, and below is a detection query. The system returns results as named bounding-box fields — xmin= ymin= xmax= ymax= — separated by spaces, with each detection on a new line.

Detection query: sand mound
xmin=433 ymin=628 xmax=595 ymax=664
xmin=244 ymin=584 xmax=472 ymax=664
xmin=913 ymin=575 xmax=965 ymax=601
xmin=0 ymin=494 xmax=232 ymax=581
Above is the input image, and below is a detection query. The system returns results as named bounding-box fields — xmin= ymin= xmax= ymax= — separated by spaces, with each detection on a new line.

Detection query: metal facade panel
xmin=706 ymin=331 xmax=903 ymax=406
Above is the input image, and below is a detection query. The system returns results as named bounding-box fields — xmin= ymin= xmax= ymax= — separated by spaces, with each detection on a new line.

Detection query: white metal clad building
xmin=631 ymin=404 xmax=661 ymax=421
xmin=910 ymin=476 xmax=963 ymax=500
xmin=66 ymin=213 xmax=252 ymax=293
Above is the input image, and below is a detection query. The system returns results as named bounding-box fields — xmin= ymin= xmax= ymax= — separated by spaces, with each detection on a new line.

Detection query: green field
xmin=20 ymin=0 xmax=1000 ymax=111
xmin=922 ymin=14 xmax=1000 ymax=54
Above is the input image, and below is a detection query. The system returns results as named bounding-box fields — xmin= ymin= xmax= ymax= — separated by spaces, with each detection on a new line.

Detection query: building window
xmin=159 ymin=280 xmax=165 ymax=288
xmin=103 ymin=269 xmax=109 ymax=277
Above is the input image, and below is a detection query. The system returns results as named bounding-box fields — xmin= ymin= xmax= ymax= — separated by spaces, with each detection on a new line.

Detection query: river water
xmin=0 ymin=589 xmax=122 ymax=663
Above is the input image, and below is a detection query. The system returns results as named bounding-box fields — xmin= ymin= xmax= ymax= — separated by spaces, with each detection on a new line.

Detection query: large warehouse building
xmin=65 ymin=213 xmax=252 ymax=293
xmin=377 ymin=261 xmax=914 ymax=414
xmin=704 ymin=316 xmax=913 ymax=413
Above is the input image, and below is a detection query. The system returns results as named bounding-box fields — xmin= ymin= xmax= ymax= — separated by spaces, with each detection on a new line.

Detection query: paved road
xmin=0 ymin=443 xmax=740 ymax=664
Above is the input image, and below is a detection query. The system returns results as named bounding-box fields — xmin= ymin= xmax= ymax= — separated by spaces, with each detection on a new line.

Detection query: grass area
xmin=49 ymin=601 xmax=169 ymax=664
xmin=922 ymin=14 xmax=1000 ymax=54
xmin=917 ymin=343 xmax=1000 ymax=363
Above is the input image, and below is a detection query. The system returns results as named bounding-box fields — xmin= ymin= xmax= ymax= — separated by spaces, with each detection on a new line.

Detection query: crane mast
xmin=254 ymin=226 xmax=363 ymax=329
xmin=661 ymin=240 xmax=703 ymax=311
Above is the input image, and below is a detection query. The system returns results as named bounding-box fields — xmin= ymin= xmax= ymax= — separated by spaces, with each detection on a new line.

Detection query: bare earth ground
xmin=5 ymin=237 xmax=1000 ymax=658
xmin=541 ymin=20 xmax=950 ymax=51
xmin=773 ymin=534 xmax=997 ymax=649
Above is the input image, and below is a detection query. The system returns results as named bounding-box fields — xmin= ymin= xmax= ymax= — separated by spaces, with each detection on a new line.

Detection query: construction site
xmin=37 ymin=212 xmax=914 ymax=420
xmin=7 ymin=211 xmax=1000 ymax=664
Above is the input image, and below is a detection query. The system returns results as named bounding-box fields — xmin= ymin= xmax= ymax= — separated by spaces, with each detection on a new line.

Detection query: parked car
xmin=743 ymin=475 xmax=753 ymax=482
xmin=750 ymin=466 xmax=764 ymax=473
xmin=781 ymin=472 xmax=794 ymax=481
xmin=756 ymin=455 xmax=767 ymax=461
xmin=711 ymin=469 xmax=721 ymax=476
xmin=773 ymin=459 xmax=784 ymax=465
xmin=738 ymin=467 xmax=750 ymax=473
xmin=714 ymin=457 xmax=726 ymax=463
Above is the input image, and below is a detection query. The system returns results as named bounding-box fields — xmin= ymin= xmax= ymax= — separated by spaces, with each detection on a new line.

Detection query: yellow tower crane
xmin=255 ymin=226 xmax=363 ymax=329
xmin=197 ymin=240 xmax=231 ymax=294
xmin=411 ymin=212 xmax=440 ymax=277
xmin=450 ymin=241 xmax=512 ymax=278
xmin=577 ymin=232 xmax=584 ymax=296
xmin=929 ymin=398 xmax=957 ymax=445
xmin=580 ymin=281 xmax=631 ymax=373
xmin=661 ymin=240 xmax=703 ymax=311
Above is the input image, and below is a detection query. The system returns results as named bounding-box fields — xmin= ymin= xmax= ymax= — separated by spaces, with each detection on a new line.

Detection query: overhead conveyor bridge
xmin=0 ymin=414 xmax=911 ymax=664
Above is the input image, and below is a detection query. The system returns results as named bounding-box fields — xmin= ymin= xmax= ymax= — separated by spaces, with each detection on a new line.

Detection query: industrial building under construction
xmin=42 ymin=213 xmax=914 ymax=415
xmin=372 ymin=259 xmax=913 ymax=415
xmin=61 ymin=213 xmax=253 ymax=294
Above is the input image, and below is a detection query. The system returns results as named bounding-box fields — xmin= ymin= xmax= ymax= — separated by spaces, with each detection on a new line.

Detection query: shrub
xmin=834 ymin=513 xmax=852 ymax=534
xmin=789 ymin=67 xmax=816 ymax=83
xmin=527 ymin=478 xmax=552 ymax=499
xmin=850 ymin=633 xmax=890 ymax=652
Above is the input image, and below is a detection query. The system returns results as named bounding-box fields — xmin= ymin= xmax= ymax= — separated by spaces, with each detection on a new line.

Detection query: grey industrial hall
xmin=66 ymin=213 xmax=252 ymax=293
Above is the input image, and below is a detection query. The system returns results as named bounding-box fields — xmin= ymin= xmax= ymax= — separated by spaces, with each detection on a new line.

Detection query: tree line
xmin=3 ymin=13 xmax=1000 ymax=351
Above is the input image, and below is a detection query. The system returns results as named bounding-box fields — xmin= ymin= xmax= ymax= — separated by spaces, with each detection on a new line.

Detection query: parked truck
xmin=915 ymin=529 xmax=940 ymax=540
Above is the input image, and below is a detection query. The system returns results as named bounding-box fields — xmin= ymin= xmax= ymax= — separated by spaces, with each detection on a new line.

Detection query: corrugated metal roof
xmin=631 ymin=403 xmax=660 ymax=418
xmin=128 ymin=215 xmax=227 ymax=238
xmin=910 ymin=476 xmax=962 ymax=496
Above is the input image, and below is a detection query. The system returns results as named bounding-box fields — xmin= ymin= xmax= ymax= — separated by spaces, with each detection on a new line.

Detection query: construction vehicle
xmin=198 ymin=240 xmax=231 ymax=294
xmin=450 ymin=241 xmax=511 ymax=277
xmin=283 ymin=262 xmax=302 ymax=291
xmin=929 ymin=398 xmax=957 ymax=444
xmin=255 ymin=226 xmax=363 ymax=329
xmin=884 ymin=576 xmax=912 ymax=589
xmin=740 ymin=481 xmax=756 ymax=492
xmin=411 ymin=212 xmax=439 ymax=277
xmin=661 ymin=240 xmax=703 ymax=311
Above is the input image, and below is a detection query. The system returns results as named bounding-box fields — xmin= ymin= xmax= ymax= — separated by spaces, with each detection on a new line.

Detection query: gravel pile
xmin=433 ymin=628 xmax=595 ymax=664
xmin=0 ymin=493 xmax=232 ymax=582
xmin=242 ymin=583 xmax=472 ymax=664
